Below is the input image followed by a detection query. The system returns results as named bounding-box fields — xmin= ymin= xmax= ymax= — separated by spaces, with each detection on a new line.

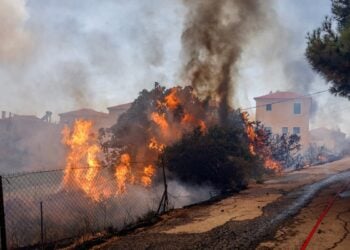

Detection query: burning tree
xmin=241 ymin=112 xmax=283 ymax=172
xmin=99 ymin=83 xmax=213 ymax=193
xmin=100 ymin=84 xmax=273 ymax=193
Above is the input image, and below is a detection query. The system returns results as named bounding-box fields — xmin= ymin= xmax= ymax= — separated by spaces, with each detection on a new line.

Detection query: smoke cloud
xmin=0 ymin=0 xmax=32 ymax=63
xmin=1 ymin=0 xmax=349 ymax=175
xmin=0 ymin=120 xmax=65 ymax=174
xmin=180 ymin=0 xmax=268 ymax=123
xmin=0 ymin=0 xmax=185 ymax=117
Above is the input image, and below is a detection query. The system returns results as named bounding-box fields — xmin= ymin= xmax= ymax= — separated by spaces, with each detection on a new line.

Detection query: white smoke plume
xmin=0 ymin=0 xmax=32 ymax=63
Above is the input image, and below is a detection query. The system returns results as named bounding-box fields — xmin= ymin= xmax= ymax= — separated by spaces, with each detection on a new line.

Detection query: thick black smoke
xmin=181 ymin=0 xmax=268 ymax=124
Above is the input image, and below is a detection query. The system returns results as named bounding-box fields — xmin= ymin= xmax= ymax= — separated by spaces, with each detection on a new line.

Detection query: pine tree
xmin=306 ymin=0 xmax=350 ymax=99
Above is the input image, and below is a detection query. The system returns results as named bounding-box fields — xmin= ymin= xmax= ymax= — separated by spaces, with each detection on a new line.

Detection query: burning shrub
xmin=303 ymin=143 xmax=341 ymax=166
xmin=99 ymin=83 xmax=217 ymax=194
xmin=268 ymin=133 xmax=302 ymax=169
xmin=161 ymin=119 xmax=263 ymax=193
xmin=241 ymin=113 xmax=284 ymax=172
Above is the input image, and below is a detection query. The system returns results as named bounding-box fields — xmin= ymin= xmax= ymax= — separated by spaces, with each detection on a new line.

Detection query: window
xmin=294 ymin=103 xmax=301 ymax=114
xmin=293 ymin=127 xmax=301 ymax=134
xmin=266 ymin=104 xmax=272 ymax=111
xmin=282 ymin=127 xmax=288 ymax=134
xmin=265 ymin=127 xmax=272 ymax=133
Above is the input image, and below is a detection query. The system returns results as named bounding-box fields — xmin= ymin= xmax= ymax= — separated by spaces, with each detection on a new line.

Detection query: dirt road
xmin=258 ymin=178 xmax=350 ymax=249
xmin=93 ymin=157 xmax=350 ymax=250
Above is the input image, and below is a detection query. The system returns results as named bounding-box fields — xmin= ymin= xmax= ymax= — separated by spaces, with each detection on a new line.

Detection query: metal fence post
xmin=40 ymin=201 xmax=44 ymax=250
xmin=0 ymin=176 xmax=7 ymax=250
xmin=157 ymin=156 xmax=168 ymax=214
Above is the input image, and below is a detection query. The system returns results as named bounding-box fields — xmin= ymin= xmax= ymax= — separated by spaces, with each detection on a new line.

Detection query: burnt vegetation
xmin=269 ymin=134 xmax=302 ymax=168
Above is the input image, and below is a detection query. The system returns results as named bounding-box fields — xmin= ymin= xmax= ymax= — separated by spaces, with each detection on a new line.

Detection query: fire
xmin=62 ymin=119 xmax=102 ymax=201
xmin=86 ymin=144 xmax=100 ymax=182
xmin=149 ymin=137 xmax=165 ymax=152
xmin=199 ymin=120 xmax=207 ymax=132
xmin=150 ymin=87 xmax=209 ymax=146
xmin=62 ymin=119 xmax=156 ymax=200
xmin=151 ymin=112 xmax=169 ymax=131
xmin=247 ymin=125 xmax=256 ymax=155
xmin=165 ymin=88 xmax=180 ymax=110
xmin=181 ymin=113 xmax=207 ymax=133
xmin=141 ymin=165 xmax=155 ymax=187
xmin=62 ymin=87 xmax=214 ymax=199
xmin=182 ymin=113 xmax=195 ymax=123
xmin=242 ymin=112 xmax=257 ymax=155
xmin=115 ymin=153 xmax=131 ymax=194
xmin=264 ymin=158 xmax=282 ymax=172
xmin=241 ymin=112 xmax=282 ymax=173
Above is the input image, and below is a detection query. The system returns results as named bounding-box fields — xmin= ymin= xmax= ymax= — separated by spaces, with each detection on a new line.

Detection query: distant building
xmin=0 ymin=104 xmax=132 ymax=172
xmin=107 ymin=103 xmax=132 ymax=124
xmin=254 ymin=91 xmax=312 ymax=148
xmin=59 ymin=103 xmax=132 ymax=129
xmin=310 ymin=127 xmax=347 ymax=154
xmin=59 ymin=108 xmax=111 ymax=128
xmin=0 ymin=112 xmax=64 ymax=171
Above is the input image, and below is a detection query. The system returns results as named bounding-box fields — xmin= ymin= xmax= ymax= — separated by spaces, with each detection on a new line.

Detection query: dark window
xmin=266 ymin=104 xmax=272 ymax=111
xmin=265 ymin=127 xmax=272 ymax=133
xmin=294 ymin=103 xmax=301 ymax=114
xmin=293 ymin=127 xmax=301 ymax=134
xmin=282 ymin=127 xmax=288 ymax=134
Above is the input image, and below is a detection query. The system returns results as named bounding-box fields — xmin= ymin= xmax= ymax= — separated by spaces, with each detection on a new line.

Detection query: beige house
xmin=254 ymin=91 xmax=312 ymax=149
xmin=107 ymin=103 xmax=132 ymax=118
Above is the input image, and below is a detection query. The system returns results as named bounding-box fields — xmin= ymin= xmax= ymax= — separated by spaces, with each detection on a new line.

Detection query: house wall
xmin=59 ymin=114 xmax=111 ymax=129
xmin=255 ymin=97 xmax=312 ymax=149
xmin=107 ymin=109 xmax=127 ymax=126
xmin=107 ymin=104 xmax=132 ymax=126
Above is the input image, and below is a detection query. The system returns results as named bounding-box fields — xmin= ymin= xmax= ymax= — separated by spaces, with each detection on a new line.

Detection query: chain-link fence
xmin=0 ymin=167 xmax=166 ymax=249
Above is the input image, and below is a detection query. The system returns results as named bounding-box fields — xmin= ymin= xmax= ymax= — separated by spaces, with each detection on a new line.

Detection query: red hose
xmin=300 ymin=182 xmax=350 ymax=250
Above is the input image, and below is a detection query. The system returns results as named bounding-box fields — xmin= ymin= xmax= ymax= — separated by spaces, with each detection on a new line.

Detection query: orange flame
xmin=241 ymin=112 xmax=282 ymax=173
xmin=149 ymin=137 xmax=165 ymax=152
xmin=264 ymin=158 xmax=282 ymax=172
xmin=165 ymin=88 xmax=180 ymax=110
xmin=115 ymin=153 xmax=131 ymax=195
xmin=141 ymin=165 xmax=155 ymax=187
xmin=182 ymin=113 xmax=196 ymax=124
xmin=151 ymin=112 xmax=169 ymax=131
xmin=62 ymin=119 xmax=102 ymax=201
xmin=63 ymin=119 xmax=158 ymax=199
xmin=181 ymin=113 xmax=207 ymax=133
xmin=199 ymin=120 xmax=207 ymax=133
xmin=242 ymin=112 xmax=256 ymax=155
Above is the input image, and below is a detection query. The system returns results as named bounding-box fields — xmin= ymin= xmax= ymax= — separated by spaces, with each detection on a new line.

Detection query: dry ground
xmin=258 ymin=181 xmax=350 ymax=249
xmin=92 ymin=157 xmax=350 ymax=250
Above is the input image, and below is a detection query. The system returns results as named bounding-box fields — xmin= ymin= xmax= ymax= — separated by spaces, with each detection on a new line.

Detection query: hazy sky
xmin=1 ymin=0 xmax=349 ymax=132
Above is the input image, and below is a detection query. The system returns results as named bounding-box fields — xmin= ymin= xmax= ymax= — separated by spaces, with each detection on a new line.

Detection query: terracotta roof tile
xmin=254 ymin=91 xmax=311 ymax=100
xmin=107 ymin=103 xmax=132 ymax=111
xmin=59 ymin=108 xmax=109 ymax=117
